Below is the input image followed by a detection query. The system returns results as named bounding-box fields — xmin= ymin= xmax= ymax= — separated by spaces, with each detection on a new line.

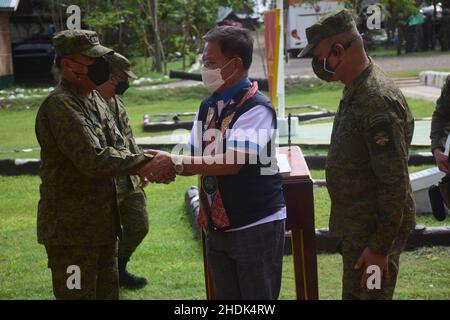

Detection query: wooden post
xmin=201 ymin=230 xmax=215 ymax=299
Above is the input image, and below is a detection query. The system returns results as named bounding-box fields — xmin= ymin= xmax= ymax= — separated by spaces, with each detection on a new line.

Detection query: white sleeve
xmin=226 ymin=105 xmax=275 ymax=155
xmin=188 ymin=112 xmax=202 ymax=155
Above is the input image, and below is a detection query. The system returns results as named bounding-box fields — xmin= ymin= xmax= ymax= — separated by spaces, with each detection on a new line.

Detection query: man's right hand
xmin=433 ymin=148 xmax=450 ymax=173
xmin=138 ymin=150 xmax=176 ymax=184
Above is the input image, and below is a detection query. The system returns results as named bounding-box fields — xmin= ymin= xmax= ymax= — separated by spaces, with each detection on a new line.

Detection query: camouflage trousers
xmin=117 ymin=186 xmax=149 ymax=259
xmin=340 ymin=228 xmax=411 ymax=300
xmin=45 ymin=242 xmax=118 ymax=300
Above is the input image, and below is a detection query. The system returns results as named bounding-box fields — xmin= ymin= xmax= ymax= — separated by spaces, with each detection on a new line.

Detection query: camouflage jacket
xmin=105 ymin=95 xmax=141 ymax=193
xmin=325 ymin=62 xmax=416 ymax=256
xmin=431 ymin=76 xmax=450 ymax=151
xmin=35 ymin=80 xmax=152 ymax=246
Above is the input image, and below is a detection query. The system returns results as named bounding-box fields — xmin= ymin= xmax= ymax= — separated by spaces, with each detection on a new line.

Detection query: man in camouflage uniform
xmin=35 ymin=30 xmax=174 ymax=299
xmin=430 ymin=75 xmax=450 ymax=221
xmin=431 ymin=76 xmax=450 ymax=171
xmin=299 ymin=10 xmax=415 ymax=300
xmin=396 ymin=13 xmax=408 ymax=55
xmin=440 ymin=9 xmax=450 ymax=51
xmin=95 ymin=52 xmax=149 ymax=289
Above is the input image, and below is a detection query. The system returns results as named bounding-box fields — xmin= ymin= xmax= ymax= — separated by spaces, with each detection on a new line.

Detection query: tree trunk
xmin=149 ymin=0 xmax=165 ymax=72
xmin=50 ymin=0 xmax=63 ymax=32
xmin=139 ymin=0 xmax=166 ymax=73
xmin=142 ymin=24 xmax=153 ymax=58
xmin=118 ymin=22 xmax=123 ymax=53
xmin=182 ymin=20 xmax=188 ymax=71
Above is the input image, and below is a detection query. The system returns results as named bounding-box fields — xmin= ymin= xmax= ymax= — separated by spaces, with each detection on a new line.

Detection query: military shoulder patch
xmin=95 ymin=127 xmax=104 ymax=136
xmin=367 ymin=114 xmax=395 ymax=153
xmin=368 ymin=113 xmax=391 ymax=129
xmin=373 ymin=130 xmax=390 ymax=146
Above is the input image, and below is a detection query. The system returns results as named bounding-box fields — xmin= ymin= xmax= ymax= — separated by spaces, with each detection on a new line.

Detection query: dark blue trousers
xmin=206 ymin=219 xmax=285 ymax=300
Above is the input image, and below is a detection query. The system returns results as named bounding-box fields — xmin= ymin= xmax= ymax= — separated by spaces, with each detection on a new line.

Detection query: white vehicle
xmin=286 ymin=0 xmax=345 ymax=58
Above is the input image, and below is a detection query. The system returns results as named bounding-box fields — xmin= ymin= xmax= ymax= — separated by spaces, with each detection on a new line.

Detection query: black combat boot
xmin=429 ymin=185 xmax=448 ymax=221
xmin=118 ymin=257 xmax=148 ymax=289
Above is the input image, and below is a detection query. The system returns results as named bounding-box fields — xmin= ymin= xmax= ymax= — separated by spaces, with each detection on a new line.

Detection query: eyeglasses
xmin=340 ymin=35 xmax=360 ymax=50
xmin=313 ymin=35 xmax=361 ymax=60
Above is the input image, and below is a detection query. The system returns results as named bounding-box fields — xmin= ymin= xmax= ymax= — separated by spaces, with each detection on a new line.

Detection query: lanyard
xmin=204 ymin=81 xmax=259 ymax=133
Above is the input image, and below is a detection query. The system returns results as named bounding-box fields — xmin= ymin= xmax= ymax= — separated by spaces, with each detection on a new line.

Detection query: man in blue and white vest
xmin=141 ymin=26 xmax=286 ymax=299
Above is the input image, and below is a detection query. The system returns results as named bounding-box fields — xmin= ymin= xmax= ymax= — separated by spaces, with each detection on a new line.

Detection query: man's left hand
xmin=139 ymin=176 xmax=149 ymax=188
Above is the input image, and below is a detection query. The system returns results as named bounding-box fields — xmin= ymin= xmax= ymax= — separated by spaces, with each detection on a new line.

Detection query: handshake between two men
xmin=137 ymin=147 xmax=250 ymax=184
xmin=138 ymin=150 xmax=180 ymax=184
xmin=138 ymin=149 xmax=192 ymax=184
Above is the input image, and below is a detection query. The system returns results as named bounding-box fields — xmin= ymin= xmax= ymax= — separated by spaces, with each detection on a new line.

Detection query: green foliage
xmin=158 ymin=0 xmax=256 ymax=66
xmin=64 ymin=0 xmax=257 ymax=71
xmin=380 ymin=0 xmax=419 ymax=19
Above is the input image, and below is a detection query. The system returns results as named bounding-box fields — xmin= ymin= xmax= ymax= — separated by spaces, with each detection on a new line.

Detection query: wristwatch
xmin=174 ymin=156 xmax=184 ymax=174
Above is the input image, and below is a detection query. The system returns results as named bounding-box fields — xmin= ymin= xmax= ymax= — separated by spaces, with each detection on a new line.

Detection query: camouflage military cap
xmin=298 ymin=9 xmax=357 ymax=58
xmin=105 ymin=52 xmax=137 ymax=79
xmin=52 ymin=29 xmax=113 ymax=58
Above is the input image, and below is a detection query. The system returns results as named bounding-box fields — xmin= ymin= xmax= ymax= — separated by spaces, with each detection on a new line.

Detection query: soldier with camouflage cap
xmin=96 ymin=52 xmax=150 ymax=289
xmin=52 ymin=29 xmax=113 ymax=57
xmin=36 ymin=30 xmax=174 ymax=299
xmin=299 ymin=9 xmax=415 ymax=299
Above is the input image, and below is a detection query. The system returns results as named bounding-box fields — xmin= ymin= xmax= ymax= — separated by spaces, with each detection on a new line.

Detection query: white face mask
xmin=201 ymin=59 xmax=235 ymax=93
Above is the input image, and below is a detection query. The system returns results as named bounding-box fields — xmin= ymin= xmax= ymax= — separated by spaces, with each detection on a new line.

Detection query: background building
xmin=0 ymin=0 xmax=20 ymax=89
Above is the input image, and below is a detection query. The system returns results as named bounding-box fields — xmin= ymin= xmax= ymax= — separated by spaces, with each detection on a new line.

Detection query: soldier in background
xmin=95 ymin=53 xmax=150 ymax=289
xmin=35 ymin=30 xmax=174 ymax=299
xmin=430 ymin=76 xmax=450 ymax=221
xmin=422 ymin=12 xmax=434 ymax=51
xmin=414 ymin=20 xmax=424 ymax=52
xmin=396 ymin=13 xmax=408 ymax=55
xmin=431 ymin=77 xmax=450 ymax=172
xmin=405 ymin=19 xmax=415 ymax=53
xmin=299 ymin=9 xmax=415 ymax=299
xmin=440 ymin=9 xmax=450 ymax=51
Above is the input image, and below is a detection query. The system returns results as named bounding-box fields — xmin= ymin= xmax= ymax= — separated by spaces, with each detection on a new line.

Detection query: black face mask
xmin=115 ymin=81 xmax=129 ymax=95
xmin=87 ymin=58 xmax=110 ymax=86
xmin=311 ymin=36 xmax=360 ymax=82
xmin=311 ymin=51 xmax=338 ymax=82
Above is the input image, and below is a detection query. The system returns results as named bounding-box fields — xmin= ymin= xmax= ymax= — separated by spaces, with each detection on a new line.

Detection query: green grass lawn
xmin=0 ymin=175 xmax=449 ymax=300
xmin=0 ymin=84 xmax=438 ymax=156
xmin=0 ymin=84 xmax=449 ymax=299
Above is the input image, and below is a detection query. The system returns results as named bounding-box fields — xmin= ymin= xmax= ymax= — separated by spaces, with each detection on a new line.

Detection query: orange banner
xmin=264 ymin=9 xmax=280 ymax=108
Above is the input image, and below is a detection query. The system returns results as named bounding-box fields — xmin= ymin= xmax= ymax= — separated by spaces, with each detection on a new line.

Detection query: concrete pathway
xmin=400 ymin=85 xmax=441 ymax=102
